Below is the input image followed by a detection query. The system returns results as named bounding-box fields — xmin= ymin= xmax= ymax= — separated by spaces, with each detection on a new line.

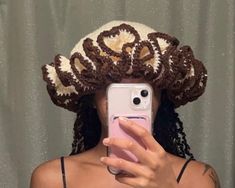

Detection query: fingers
xmin=118 ymin=117 xmax=162 ymax=152
xmin=115 ymin=174 xmax=139 ymax=187
xmin=115 ymin=175 xmax=152 ymax=188
xmin=100 ymin=156 xmax=146 ymax=177
xmin=100 ymin=156 xmax=159 ymax=188
xmin=103 ymin=137 xmax=149 ymax=164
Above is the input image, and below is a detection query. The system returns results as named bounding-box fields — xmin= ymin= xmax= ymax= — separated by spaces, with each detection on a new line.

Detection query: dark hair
xmin=69 ymin=90 xmax=194 ymax=159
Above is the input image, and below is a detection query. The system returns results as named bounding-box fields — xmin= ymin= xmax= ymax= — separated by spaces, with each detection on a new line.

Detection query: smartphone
xmin=106 ymin=83 xmax=153 ymax=175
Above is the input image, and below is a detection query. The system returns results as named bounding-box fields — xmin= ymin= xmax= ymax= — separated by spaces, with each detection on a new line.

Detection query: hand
xmin=100 ymin=117 xmax=179 ymax=188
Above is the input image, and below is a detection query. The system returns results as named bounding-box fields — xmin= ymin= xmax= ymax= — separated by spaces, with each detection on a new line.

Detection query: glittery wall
xmin=0 ymin=0 xmax=234 ymax=187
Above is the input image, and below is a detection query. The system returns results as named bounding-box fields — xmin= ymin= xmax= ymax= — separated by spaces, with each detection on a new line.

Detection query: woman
xmin=30 ymin=21 xmax=220 ymax=188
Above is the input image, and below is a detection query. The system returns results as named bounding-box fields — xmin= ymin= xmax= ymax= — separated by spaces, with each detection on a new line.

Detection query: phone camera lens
xmin=133 ymin=97 xmax=141 ymax=105
xmin=141 ymin=90 xmax=148 ymax=97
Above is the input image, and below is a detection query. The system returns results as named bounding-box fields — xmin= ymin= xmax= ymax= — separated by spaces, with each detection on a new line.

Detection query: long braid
xmin=70 ymin=100 xmax=85 ymax=155
xmin=70 ymin=92 xmax=194 ymax=159
xmin=154 ymin=90 xmax=194 ymax=159
xmin=70 ymin=95 xmax=101 ymax=155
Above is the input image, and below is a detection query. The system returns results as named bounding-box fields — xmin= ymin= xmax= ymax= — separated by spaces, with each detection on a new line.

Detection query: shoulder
xmin=30 ymin=153 xmax=92 ymax=188
xmin=179 ymin=159 xmax=221 ymax=188
xmin=168 ymin=154 xmax=220 ymax=188
xmin=30 ymin=157 xmax=64 ymax=188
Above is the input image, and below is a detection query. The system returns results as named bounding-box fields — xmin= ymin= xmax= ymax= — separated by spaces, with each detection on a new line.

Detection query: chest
xmin=67 ymin=167 xmax=131 ymax=188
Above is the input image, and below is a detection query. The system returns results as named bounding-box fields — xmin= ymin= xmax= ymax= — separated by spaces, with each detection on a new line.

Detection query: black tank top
xmin=60 ymin=156 xmax=194 ymax=187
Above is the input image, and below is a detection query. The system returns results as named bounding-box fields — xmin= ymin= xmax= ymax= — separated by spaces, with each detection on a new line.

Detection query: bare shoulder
xmin=180 ymin=159 xmax=221 ymax=188
xmin=30 ymin=151 xmax=98 ymax=188
xmin=30 ymin=157 xmax=63 ymax=188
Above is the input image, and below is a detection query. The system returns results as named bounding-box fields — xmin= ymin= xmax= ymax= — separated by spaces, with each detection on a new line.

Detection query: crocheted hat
xmin=42 ymin=20 xmax=207 ymax=112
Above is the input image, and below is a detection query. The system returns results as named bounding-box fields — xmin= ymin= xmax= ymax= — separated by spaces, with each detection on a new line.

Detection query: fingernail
xmin=100 ymin=157 xmax=105 ymax=162
xmin=119 ymin=116 xmax=129 ymax=123
xmin=103 ymin=138 xmax=110 ymax=145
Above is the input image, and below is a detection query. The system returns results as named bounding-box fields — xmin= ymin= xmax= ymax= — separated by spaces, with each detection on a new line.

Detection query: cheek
xmin=152 ymin=92 xmax=161 ymax=119
xmin=99 ymin=100 xmax=107 ymax=121
xmin=95 ymin=93 xmax=107 ymax=126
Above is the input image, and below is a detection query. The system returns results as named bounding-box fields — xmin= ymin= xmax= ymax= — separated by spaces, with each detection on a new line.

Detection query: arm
xmin=30 ymin=160 xmax=61 ymax=188
xmin=30 ymin=166 xmax=46 ymax=188
xmin=100 ymin=117 xmax=221 ymax=188
xmin=201 ymin=164 xmax=221 ymax=188
xmin=181 ymin=161 xmax=221 ymax=188
xmin=100 ymin=117 xmax=179 ymax=188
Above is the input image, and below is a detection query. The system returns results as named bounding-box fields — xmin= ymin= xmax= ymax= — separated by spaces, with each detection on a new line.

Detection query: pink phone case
xmin=107 ymin=83 xmax=153 ymax=174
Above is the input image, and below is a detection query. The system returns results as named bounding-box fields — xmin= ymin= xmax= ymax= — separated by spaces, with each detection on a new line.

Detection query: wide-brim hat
xmin=42 ymin=20 xmax=207 ymax=112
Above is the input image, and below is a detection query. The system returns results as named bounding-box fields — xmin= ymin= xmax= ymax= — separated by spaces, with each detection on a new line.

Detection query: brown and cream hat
xmin=42 ymin=20 xmax=207 ymax=112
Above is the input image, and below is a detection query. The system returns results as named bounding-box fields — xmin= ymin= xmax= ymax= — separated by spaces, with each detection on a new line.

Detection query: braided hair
xmin=69 ymin=90 xmax=194 ymax=159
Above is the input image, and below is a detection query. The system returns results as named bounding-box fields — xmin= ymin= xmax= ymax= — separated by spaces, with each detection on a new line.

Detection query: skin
xmin=30 ymin=79 xmax=221 ymax=188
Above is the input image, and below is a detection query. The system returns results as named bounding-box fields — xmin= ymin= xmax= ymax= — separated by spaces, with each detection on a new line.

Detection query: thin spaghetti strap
xmin=176 ymin=157 xmax=195 ymax=183
xmin=60 ymin=156 xmax=67 ymax=188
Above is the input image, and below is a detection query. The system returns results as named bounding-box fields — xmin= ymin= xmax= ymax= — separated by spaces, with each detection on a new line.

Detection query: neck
xmin=91 ymin=124 xmax=108 ymax=158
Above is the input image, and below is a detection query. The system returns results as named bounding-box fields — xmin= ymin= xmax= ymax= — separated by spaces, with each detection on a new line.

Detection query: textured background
xmin=0 ymin=0 xmax=234 ymax=187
